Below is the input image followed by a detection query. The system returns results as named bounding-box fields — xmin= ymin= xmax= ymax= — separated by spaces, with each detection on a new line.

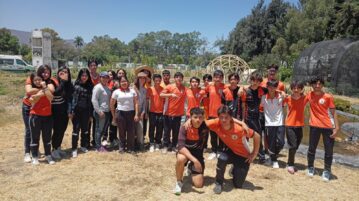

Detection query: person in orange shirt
xmin=306 ymin=76 xmax=339 ymax=181
xmin=206 ymin=105 xmax=260 ymax=194
xmin=186 ymin=77 xmax=204 ymax=118
xmin=28 ymin=72 xmax=56 ymax=165
xmin=88 ymin=60 xmax=99 ymax=148
xmin=161 ymin=70 xmax=171 ymax=116
xmin=204 ymin=70 xmax=231 ymax=160
xmin=147 ymin=74 xmax=165 ymax=152
xmin=174 ymin=107 xmax=209 ymax=195
xmin=201 ymin=74 xmax=212 ymax=119
xmin=160 ymin=72 xmax=187 ymax=153
xmin=107 ymin=70 xmax=116 ymax=90
xmin=284 ymin=80 xmax=308 ymax=174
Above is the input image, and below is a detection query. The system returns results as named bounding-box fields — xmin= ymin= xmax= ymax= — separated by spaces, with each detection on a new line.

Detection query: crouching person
xmin=206 ymin=105 xmax=260 ymax=194
xmin=174 ymin=107 xmax=209 ymax=195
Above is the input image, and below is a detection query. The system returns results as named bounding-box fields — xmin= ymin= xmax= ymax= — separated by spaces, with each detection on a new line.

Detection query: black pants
xmin=29 ymin=115 xmax=53 ymax=157
xmin=143 ymin=117 xmax=148 ymax=140
xmin=307 ymin=126 xmax=334 ymax=172
xmin=104 ymin=113 xmax=118 ymax=143
xmin=72 ymin=108 xmax=91 ymax=149
xmin=149 ymin=112 xmax=164 ymax=144
xmin=265 ymin=126 xmax=285 ymax=162
xmin=286 ymin=127 xmax=303 ymax=166
xmin=163 ymin=115 xmax=182 ymax=148
xmin=216 ymin=149 xmax=250 ymax=188
xmin=117 ymin=110 xmax=135 ymax=151
xmin=22 ymin=103 xmax=31 ymax=154
xmin=209 ymin=117 xmax=224 ymax=153
xmin=246 ymin=118 xmax=265 ymax=159
xmin=52 ymin=103 xmax=69 ymax=150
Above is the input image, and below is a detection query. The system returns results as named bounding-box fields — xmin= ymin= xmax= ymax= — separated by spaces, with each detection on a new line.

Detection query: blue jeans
xmin=22 ymin=103 xmax=31 ymax=154
xmin=93 ymin=111 xmax=111 ymax=149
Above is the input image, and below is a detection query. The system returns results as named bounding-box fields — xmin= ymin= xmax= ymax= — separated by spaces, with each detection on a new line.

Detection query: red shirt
xmin=91 ymin=74 xmax=100 ymax=85
xmin=147 ymin=86 xmax=164 ymax=113
xmin=186 ymin=88 xmax=205 ymax=116
xmin=30 ymin=96 xmax=52 ymax=116
xmin=284 ymin=95 xmax=308 ymax=127
xmin=307 ymin=92 xmax=336 ymax=129
xmin=206 ymin=118 xmax=255 ymax=158
xmin=162 ymin=84 xmax=187 ymax=116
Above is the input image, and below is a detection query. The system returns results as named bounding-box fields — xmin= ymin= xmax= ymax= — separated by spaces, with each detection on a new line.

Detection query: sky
xmin=0 ymin=0 xmax=298 ymax=46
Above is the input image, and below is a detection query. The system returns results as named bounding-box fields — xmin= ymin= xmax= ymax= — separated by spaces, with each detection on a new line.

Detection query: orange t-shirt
xmin=186 ymin=88 xmax=205 ymax=116
xmin=91 ymin=74 xmax=100 ymax=85
xmin=307 ymin=92 xmax=336 ymax=129
xmin=206 ymin=118 xmax=255 ymax=158
xmin=30 ymin=96 xmax=52 ymax=116
xmin=108 ymin=81 xmax=114 ymax=90
xmin=23 ymin=77 xmax=57 ymax=106
xmin=163 ymin=84 xmax=186 ymax=116
xmin=260 ymin=78 xmax=285 ymax=92
xmin=205 ymin=83 xmax=230 ymax=118
xmin=284 ymin=95 xmax=309 ymax=127
xmin=147 ymin=86 xmax=164 ymax=113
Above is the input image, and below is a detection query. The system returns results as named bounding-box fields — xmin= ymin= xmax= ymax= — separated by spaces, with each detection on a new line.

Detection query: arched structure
xmin=293 ymin=39 xmax=359 ymax=96
xmin=206 ymin=54 xmax=250 ymax=82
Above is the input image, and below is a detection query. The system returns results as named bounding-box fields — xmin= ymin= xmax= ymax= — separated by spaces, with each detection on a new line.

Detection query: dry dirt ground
xmin=1 ymin=117 xmax=359 ymax=201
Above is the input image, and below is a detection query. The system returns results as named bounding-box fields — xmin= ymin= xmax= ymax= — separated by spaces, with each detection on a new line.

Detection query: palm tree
xmin=74 ymin=36 xmax=84 ymax=49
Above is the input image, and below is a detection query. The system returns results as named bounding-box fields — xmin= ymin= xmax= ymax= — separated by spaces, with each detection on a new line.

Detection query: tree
xmin=0 ymin=28 xmax=20 ymax=55
xmin=74 ymin=36 xmax=84 ymax=48
xmin=271 ymin=37 xmax=288 ymax=65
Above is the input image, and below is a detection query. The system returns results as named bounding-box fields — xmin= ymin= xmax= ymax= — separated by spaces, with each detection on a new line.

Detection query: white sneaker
xmin=149 ymin=144 xmax=155 ymax=153
xmin=155 ymin=144 xmax=160 ymax=151
xmin=102 ymin=140 xmax=108 ymax=146
xmin=272 ymin=161 xmax=280 ymax=169
xmin=174 ymin=181 xmax=183 ymax=195
xmin=46 ymin=155 xmax=55 ymax=165
xmin=51 ymin=149 xmax=61 ymax=160
xmin=32 ymin=157 xmax=39 ymax=165
xmin=80 ymin=147 xmax=88 ymax=153
xmin=162 ymin=147 xmax=168 ymax=154
xmin=72 ymin=150 xmax=78 ymax=158
xmin=213 ymin=182 xmax=222 ymax=194
xmin=207 ymin=152 xmax=217 ymax=160
xmin=24 ymin=153 xmax=31 ymax=163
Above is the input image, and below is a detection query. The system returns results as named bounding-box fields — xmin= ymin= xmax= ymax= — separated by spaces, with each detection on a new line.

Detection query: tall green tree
xmin=74 ymin=36 xmax=84 ymax=48
xmin=0 ymin=28 xmax=20 ymax=55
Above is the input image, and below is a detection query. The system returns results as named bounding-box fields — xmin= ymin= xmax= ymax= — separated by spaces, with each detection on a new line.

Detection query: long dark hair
xmin=75 ymin=68 xmax=93 ymax=88
xmin=36 ymin=65 xmax=56 ymax=85
xmin=29 ymin=72 xmax=42 ymax=89
xmin=108 ymin=70 xmax=117 ymax=81
xmin=57 ymin=66 xmax=72 ymax=83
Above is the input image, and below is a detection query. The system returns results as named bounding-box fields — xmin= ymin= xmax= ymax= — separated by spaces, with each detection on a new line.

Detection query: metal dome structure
xmin=293 ymin=39 xmax=359 ymax=96
xmin=206 ymin=54 xmax=250 ymax=82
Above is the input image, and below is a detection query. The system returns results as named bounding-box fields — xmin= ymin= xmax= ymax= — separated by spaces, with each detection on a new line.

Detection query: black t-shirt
xmin=242 ymin=86 xmax=267 ymax=120
xmin=177 ymin=122 xmax=209 ymax=151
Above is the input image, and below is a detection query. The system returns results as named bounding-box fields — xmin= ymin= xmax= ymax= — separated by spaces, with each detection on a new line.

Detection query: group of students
xmin=21 ymin=61 xmax=339 ymax=195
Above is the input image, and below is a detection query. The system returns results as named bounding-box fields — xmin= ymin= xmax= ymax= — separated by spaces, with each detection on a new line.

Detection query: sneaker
xmin=80 ymin=147 xmax=88 ymax=153
xmin=149 ymin=144 xmax=155 ymax=153
xmin=259 ymin=155 xmax=266 ymax=164
xmin=97 ymin=146 xmax=108 ymax=153
xmin=72 ymin=150 xmax=78 ymax=158
xmin=322 ymin=170 xmax=331 ymax=181
xmin=162 ymin=147 xmax=168 ymax=154
xmin=174 ymin=181 xmax=183 ymax=195
xmin=287 ymin=166 xmax=295 ymax=174
xmin=154 ymin=144 xmax=160 ymax=151
xmin=213 ymin=182 xmax=222 ymax=194
xmin=24 ymin=153 xmax=31 ymax=163
xmin=51 ymin=149 xmax=61 ymax=160
xmin=32 ymin=157 xmax=39 ymax=165
xmin=272 ymin=161 xmax=279 ymax=169
xmin=111 ymin=139 xmax=120 ymax=148
xmin=207 ymin=152 xmax=217 ymax=160
xmin=46 ymin=155 xmax=55 ymax=165
xmin=307 ymin=167 xmax=315 ymax=177
xmin=119 ymin=146 xmax=125 ymax=153
xmin=102 ymin=140 xmax=108 ymax=146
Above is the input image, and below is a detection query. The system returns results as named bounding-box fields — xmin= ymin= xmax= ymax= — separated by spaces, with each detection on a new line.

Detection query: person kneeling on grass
xmin=174 ymin=107 xmax=208 ymax=195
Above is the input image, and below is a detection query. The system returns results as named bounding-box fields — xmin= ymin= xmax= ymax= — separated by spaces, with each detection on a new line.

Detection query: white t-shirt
xmin=261 ymin=93 xmax=284 ymax=126
xmin=111 ymin=88 xmax=137 ymax=111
